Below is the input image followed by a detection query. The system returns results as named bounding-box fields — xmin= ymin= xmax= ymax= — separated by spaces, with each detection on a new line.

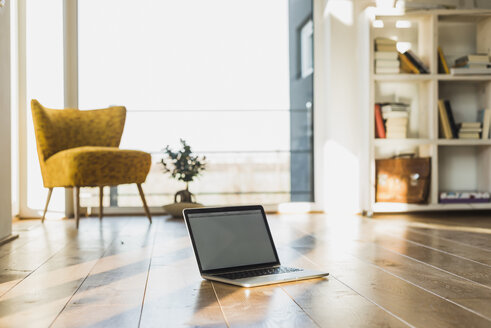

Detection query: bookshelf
xmin=361 ymin=9 xmax=491 ymax=215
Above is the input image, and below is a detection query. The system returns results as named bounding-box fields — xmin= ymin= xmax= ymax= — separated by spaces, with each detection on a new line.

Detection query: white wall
xmin=314 ymin=0 xmax=491 ymax=214
xmin=314 ymin=0 xmax=370 ymax=213
xmin=0 ymin=0 xmax=12 ymax=239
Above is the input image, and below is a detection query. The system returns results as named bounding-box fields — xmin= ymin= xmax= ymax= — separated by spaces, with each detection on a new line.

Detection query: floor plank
xmin=374 ymin=214 xmax=491 ymax=251
xmin=139 ymin=219 xmax=227 ymax=328
xmin=275 ymin=246 xmax=410 ymax=328
xmin=406 ymin=226 xmax=491 ymax=252
xmin=0 ymin=222 xmax=75 ymax=297
xmin=51 ymin=219 xmax=156 ymax=328
xmin=383 ymin=226 xmax=491 ymax=267
xmin=0 ymin=218 xmax=130 ymax=327
xmin=212 ymin=281 xmax=318 ymax=328
xmin=373 ymin=232 xmax=491 ymax=288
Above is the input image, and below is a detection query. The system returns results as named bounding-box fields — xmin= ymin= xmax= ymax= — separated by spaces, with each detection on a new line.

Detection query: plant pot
xmin=163 ymin=202 xmax=203 ymax=218
xmin=163 ymin=188 xmax=203 ymax=218
xmin=174 ymin=189 xmax=196 ymax=203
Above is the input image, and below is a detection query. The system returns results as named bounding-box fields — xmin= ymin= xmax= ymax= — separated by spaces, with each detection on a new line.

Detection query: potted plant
xmin=160 ymin=139 xmax=206 ymax=217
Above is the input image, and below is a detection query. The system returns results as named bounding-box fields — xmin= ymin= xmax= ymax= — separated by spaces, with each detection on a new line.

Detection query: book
xmin=405 ymin=50 xmax=429 ymax=73
xmin=438 ymin=99 xmax=453 ymax=139
xmin=399 ymin=53 xmax=420 ymax=74
xmin=375 ymin=67 xmax=400 ymax=74
xmin=455 ymin=54 xmax=490 ymax=65
xmin=458 ymin=132 xmax=480 ymax=139
xmin=375 ymin=52 xmax=398 ymax=60
xmin=375 ymin=60 xmax=400 ymax=68
xmin=443 ymin=100 xmax=458 ymax=138
xmin=438 ymin=46 xmax=450 ymax=74
xmin=386 ymin=122 xmax=407 ymax=129
xmin=374 ymin=104 xmax=386 ymax=138
xmin=382 ymin=111 xmax=409 ymax=119
xmin=386 ymin=131 xmax=407 ymax=139
xmin=460 ymin=122 xmax=481 ymax=129
xmin=478 ymin=109 xmax=491 ymax=139
xmin=454 ymin=62 xmax=490 ymax=68
xmin=387 ymin=127 xmax=407 ymax=134
xmin=377 ymin=44 xmax=398 ymax=52
xmin=386 ymin=117 xmax=408 ymax=126
xmin=381 ymin=103 xmax=410 ymax=112
xmin=440 ymin=191 xmax=490 ymax=203
xmin=459 ymin=128 xmax=482 ymax=133
xmin=467 ymin=54 xmax=489 ymax=62
xmin=450 ymin=67 xmax=491 ymax=75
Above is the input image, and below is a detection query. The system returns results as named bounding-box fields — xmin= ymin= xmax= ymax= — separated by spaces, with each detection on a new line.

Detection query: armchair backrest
xmin=31 ymin=99 xmax=126 ymax=161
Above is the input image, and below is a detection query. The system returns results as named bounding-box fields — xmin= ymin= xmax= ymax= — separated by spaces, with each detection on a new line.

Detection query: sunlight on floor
xmin=408 ymin=221 xmax=491 ymax=235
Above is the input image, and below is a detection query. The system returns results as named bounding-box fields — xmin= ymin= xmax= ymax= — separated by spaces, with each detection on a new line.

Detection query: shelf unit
xmin=361 ymin=9 xmax=491 ymax=214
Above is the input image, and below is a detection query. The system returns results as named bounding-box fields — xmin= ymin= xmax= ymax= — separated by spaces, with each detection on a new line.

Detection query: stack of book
xmin=374 ymin=102 xmax=410 ymax=139
xmin=439 ymin=99 xmax=491 ymax=139
xmin=478 ymin=109 xmax=491 ymax=139
xmin=399 ymin=50 xmax=429 ymax=74
xmin=374 ymin=38 xmax=399 ymax=74
xmin=458 ymin=122 xmax=482 ymax=139
xmin=451 ymin=54 xmax=491 ymax=75
xmin=438 ymin=99 xmax=458 ymax=139
xmin=440 ymin=191 xmax=490 ymax=204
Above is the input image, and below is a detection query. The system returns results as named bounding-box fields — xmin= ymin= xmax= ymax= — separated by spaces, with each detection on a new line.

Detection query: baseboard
xmin=90 ymin=206 xmax=167 ymax=215
xmin=0 ymin=234 xmax=19 ymax=247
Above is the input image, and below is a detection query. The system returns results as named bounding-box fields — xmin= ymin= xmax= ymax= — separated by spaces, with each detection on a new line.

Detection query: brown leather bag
xmin=376 ymin=157 xmax=431 ymax=204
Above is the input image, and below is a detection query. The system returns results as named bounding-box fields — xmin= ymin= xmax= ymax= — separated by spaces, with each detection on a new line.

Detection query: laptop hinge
xmin=206 ymin=264 xmax=281 ymax=276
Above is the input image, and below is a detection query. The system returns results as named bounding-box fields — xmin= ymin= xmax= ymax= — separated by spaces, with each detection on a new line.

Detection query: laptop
xmin=183 ymin=205 xmax=329 ymax=287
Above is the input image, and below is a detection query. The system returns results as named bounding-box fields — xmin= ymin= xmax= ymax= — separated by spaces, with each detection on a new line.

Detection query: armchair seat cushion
xmin=44 ymin=146 xmax=151 ymax=187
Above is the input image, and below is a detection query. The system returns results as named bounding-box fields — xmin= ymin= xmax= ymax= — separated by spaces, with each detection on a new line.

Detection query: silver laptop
xmin=183 ymin=205 xmax=328 ymax=287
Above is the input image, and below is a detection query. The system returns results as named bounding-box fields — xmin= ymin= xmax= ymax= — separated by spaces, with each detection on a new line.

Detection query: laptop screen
xmin=185 ymin=208 xmax=279 ymax=272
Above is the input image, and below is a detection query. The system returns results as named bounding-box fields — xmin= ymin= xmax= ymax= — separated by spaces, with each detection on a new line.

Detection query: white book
xmin=458 ymin=63 xmax=490 ymax=68
xmin=374 ymin=52 xmax=399 ymax=60
xmin=375 ymin=67 xmax=400 ymax=74
xmin=451 ymin=67 xmax=491 ymax=75
xmin=376 ymin=44 xmax=398 ymax=52
xmin=465 ymin=55 xmax=490 ymax=63
xmin=386 ymin=117 xmax=408 ymax=125
xmin=458 ymin=132 xmax=480 ymax=139
xmin=459 ymin=128 xmax=482 ymax=133
xmin=387 ymin=124 xmax=408 ymax=130
xmin=386 ymin=124 xmax=407 ymax=130
xmin=386 ymin=132 xmax=408 ymax=139
xmin=386 ymin=129 xmax=407 ymax=138
xmin=376 ymin=60 xmax=400 ymax=68
xmin=381 ymin=105 xmax=409 ymax=112
xmin=382 ymin=111 xmax=409 ymax=119
xmin=460 ymin=122 xmax=481 ymax=128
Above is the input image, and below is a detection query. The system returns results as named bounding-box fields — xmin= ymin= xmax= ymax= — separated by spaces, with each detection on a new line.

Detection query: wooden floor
xmin=1 ymin=212 xmax=491 ymax=327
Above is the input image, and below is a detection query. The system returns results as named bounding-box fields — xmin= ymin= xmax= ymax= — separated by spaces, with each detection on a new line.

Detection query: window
xmin=77 ymin=0 xmax=313 ymax=208
xmin=22 ymin=0 xmax=65 ymax=217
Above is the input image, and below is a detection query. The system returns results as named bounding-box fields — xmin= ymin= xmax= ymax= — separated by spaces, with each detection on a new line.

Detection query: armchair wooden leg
xmin=99 ymin=186 xmax=104 ymax=221
xmin=42 ymin=188 xmax=53 ymax=223
xmin=74 ymin=186 xmax=80 ymax=229
xmin=137 ymin=183 xmax=152 ymax=224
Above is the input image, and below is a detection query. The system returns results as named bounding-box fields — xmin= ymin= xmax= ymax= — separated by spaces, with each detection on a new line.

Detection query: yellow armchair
xmin=31 ymin=99 xmax=152 ymax=228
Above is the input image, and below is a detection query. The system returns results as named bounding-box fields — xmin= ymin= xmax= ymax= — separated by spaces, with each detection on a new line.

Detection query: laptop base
xmin=203 ymin=269 xmax=329 ymax=288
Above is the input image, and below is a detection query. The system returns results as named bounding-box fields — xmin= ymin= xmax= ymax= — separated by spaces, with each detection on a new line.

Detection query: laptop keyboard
xmin=215 ymin=266 xmax=303 ymax=280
